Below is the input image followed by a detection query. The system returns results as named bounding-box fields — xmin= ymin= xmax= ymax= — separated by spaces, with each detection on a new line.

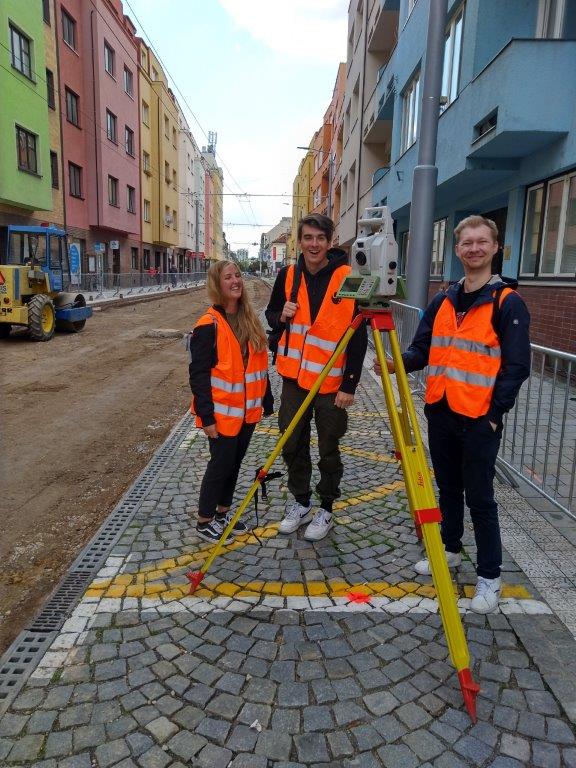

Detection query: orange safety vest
xmin=276 ymin=264 xmax=355 ymax=394
xmin=190 ymin=307 xmax=268 ymax=436
xmin=425 ymin=288 xmax=513 ymax=418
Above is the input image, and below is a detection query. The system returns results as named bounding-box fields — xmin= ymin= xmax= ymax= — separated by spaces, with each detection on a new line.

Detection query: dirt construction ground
xmin=0 ymin=279 xmax=271 ymax=656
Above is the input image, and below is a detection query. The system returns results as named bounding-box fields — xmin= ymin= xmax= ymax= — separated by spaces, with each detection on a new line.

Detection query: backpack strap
xmin=491 ymin=286 xmax=513 ymax=341
xmin=282 ymin=261 xmax=303 ymax=357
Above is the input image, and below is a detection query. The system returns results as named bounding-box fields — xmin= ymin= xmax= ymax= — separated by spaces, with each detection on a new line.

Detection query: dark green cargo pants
xmin=278 ymin=377 xmax=348 ymax=503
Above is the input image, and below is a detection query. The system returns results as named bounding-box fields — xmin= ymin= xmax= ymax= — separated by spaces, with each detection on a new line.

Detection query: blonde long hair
xmin=206 ymin=261 xmax=268 ymax=352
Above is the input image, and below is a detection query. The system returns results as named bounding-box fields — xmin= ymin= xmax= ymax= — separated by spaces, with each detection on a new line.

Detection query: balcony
xmin=368 ymin=0 xmax=399 ymax=54
xmin=364 ymin=71 xmax=395 ymax=145
xmin=372 ymin=167 xmax=391 ymax=205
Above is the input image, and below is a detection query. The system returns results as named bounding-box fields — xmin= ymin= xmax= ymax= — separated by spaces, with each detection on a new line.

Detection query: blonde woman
xmin=189 ymin=261 xmax=273 ymax=541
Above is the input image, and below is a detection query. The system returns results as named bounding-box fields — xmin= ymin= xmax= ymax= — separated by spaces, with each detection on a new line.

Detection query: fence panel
xmin=386 ymin=300 xmax=576 ymax=517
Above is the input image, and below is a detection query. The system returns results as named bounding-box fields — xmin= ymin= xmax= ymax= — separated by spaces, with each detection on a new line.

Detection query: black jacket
xmin=188 ymin=305 xmax=274 ymax=427
xmin=403 ymin=275 xmax=531 ymax=423
xmin=265 ymin=249 xmax=368 ymax=395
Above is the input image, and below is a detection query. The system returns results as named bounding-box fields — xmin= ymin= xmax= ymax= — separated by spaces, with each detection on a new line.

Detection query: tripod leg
xmin=371 ymin=323 xmax=480 ymax=722
xmin=187 ymin=320 xmax=361 ymax=592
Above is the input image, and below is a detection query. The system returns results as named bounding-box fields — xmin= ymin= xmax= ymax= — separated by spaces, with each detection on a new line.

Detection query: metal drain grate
xmin=0 ymin=413 xmax=194 ymax=715
xmin=0 ymin=631 xmax=55 ymax=716
xmin=27 ymin=573 xmax=92 ymax=632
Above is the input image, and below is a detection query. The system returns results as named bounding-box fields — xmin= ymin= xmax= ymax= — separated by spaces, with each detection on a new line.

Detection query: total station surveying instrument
xmin=186 ymin=206 xmax=480 ymax=720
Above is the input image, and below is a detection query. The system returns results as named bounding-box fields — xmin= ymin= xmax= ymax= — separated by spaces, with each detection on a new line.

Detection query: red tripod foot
xmin=186 ymin=570 xmax=205 ymax=594
xmin=458 ymin=668 xmax=480 ymax=722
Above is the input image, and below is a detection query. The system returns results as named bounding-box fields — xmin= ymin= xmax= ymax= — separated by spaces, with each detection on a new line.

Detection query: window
xmin=61 ymin=9 xmax=76 ymax=50
xmin=172 ymin=126 xmax=177 ymax=147
xmin=141 ymin=100 xmax=149 ymax=126
xmin=164 ymin=115 xmax=169 ymax=138
xmin=536 ymin=0 xmax=566 ymax=38
xmin=65 ymin=88 xmax=79 ymax=126
xmin=69 ymin=162 xmax=82 ymax=197
xmin=131 ymin=247 xmax=139 ymax=270
xmin=520 ymin=171 xmax=576 ymax=277
xmin=123 ymin=66 xmax=133 ymax=96
xmin=106 ymin=110 xmax=117 ymax=143
xmin=125 ymin=126 xmax=135 ymax=156
xmin=165 ymin=161 xmax=170 ymax=182
xmin=104 ymin=42 xmax=115 ymax=76
xmin=401 ymin=71 xmax=420 ymax=153
xmin=16 ymin=126 xmax=38 ymax=174
xmin=172 ymin=169 xmax=177 ymax=190
xmin=43 ymin=0 xmax=50 ymax=24
xmin=474 ymin=111 xmax=497 ymax=140
xmin=143 ymin=199 xmax=151 ymax=222
xmin=440 ymin=5 xmax=464 ymax=111
xmin=430 ymin=219 xmax=447 ymax=276
xmin=172 ymin=210 xmax=177 ymax=230
xmin=46 ymin=69 xmax=55 ymax=109
xmin=152 ymin=66 xmax=158 ymax=80
xmin=127 ymin=185 xmax=136 ymax=213
xmin=50 ymin=151 xmax=59 ymax=188
xmin=108 ymin=175 xmax=119 ymax=206
xmin=10 ymin=25 xmax=32 ymax=80
xmin=143 ymin=248 xmax=150 ymax=268
xmin=143 ymin=150 xmax=151 ymax=174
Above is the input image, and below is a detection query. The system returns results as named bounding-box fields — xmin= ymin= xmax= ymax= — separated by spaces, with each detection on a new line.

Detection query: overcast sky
xmin=127 ymin=0 xmax=348 ymax=258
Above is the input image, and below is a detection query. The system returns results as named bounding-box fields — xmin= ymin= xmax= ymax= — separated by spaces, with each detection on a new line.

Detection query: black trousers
xmin=278 ymin=378 xmax=348 ymax=504
xmin=425 ymin=403 xmax=503 ymax=579
xmin=197 ymin=422 xmax=256 ymax=520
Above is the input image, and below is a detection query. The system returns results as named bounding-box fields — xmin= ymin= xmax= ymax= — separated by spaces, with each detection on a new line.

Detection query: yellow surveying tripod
xmin=187 ymin=304 xmax=480 ymax=722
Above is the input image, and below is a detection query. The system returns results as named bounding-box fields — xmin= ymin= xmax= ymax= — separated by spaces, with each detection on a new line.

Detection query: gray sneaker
xmin=414 ymin=550 xmax=461 ymax=575
xmin=279 ymin=501 xmax=313 ymax=534
xmin=471 ymin=576 xmax=501 ymax=614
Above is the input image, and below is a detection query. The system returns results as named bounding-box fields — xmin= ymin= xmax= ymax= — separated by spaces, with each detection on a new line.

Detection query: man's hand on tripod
xmin=335 ymin=391 xmax=354 ymax=408
xmin=280 ymin=301 xmax=298 ymax=322
xmin=373 ymin=360 xmax=395 ymax=375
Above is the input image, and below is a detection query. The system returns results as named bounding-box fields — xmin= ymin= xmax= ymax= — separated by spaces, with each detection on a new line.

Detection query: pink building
xmin=57 ymin=0 xmax=141 ymax=276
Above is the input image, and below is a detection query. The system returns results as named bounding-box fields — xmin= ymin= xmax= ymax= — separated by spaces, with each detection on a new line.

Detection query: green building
xmin=0 ymin=0 xmax=52 ymax=214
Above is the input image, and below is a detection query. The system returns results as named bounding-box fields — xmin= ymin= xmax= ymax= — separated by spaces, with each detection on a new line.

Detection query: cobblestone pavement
xmin=2 ymin=365 xmax=576 ymax=767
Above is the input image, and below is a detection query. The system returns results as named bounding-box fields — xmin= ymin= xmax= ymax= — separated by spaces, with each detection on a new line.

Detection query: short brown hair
xmin=454 ymin=215 xmax=498 ymax=243
xmin=297 ymin=213 xmax=334 ymax=241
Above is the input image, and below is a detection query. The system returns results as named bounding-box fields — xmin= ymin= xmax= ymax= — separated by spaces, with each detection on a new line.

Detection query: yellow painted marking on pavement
xmin=255 ymin=426 xmax=398 ymax=464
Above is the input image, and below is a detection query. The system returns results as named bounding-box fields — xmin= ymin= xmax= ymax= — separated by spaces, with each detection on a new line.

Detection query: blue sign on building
xmin=69 ymin=243 xmax=81 ymax=275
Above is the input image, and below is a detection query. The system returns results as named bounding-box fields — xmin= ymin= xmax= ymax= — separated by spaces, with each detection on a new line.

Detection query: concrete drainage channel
xmin=0 ymin=413 xmax=194 ymax=716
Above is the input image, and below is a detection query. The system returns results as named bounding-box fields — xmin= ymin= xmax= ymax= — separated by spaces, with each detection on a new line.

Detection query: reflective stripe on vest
xmin=427 ymin=365 xmax=496 ymax=388
xmin=431 ymin=336 xmax=502 ymax=358
xmin=245 ymin=370 xmax=267 ymax=383
xmin=301 ymin=358 xmax=344 ymax=377
xmin=305 ymin=333 xmax=338 ymax=352
xmin=214 ymin=402 xmax=245 ymax=418
xmin=211 ymin=375 xmax=244 ymax=393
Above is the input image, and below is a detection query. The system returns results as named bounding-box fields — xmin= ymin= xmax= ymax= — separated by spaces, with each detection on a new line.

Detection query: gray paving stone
xmin=271 ymin=708 xmax=300 ymax=734
xmin=363 ymin=690 xmax=399 ymax=716
xmin=454 ymin=735 xmax=494 ymax=765
xmin=229 ymin=754 xmax=267 ymax=768
xmin=145 ymin=716 xmax=179 ymax=742
xmin=137 ymin=745 xmax=172 ymax=768
xmin=278 ymin=681 xmax=309 ymax=706
xmin=303 ymin=705 xmax=334 ymax=731
xmin=395 ymin=702 xmax=432 ymax=728
xmin=254 ymin=729 xmax=292 ymax=760
xmin=7 ymin=734 xmax=44 ymax=763
xmin=125 ymin=731 xmax=155 ymax=756
xmin=532 ymin=741 xmax=560 ymax=768
xmin=294 ymin=732 xmax=330 ymax=763
xmin=195 ymin=716 xmax=231 ymax=745
xmin=327 ymin=730 xmax=355 ymax=757
xmin=94 ymin=738 xmax=131 ymax=768
xmin=0 ymin=713 xmax=29 ymax=737
xmin=106 ymin=714 xmax=138 ymax=739
xmin=226 ymin=724 xmax=259 ymax=752
xmin=27 ymin=710 xmax=58 ymax=734
xmin=166 ymin=730 xmax=207 ymax=761
xmin=378 ymin=743 xmax=419 ymax=768
xmin=58 ymin=755 xmax=93 ymax=768
xmin=403 ymin=729 xmax=445 ymax=761
xmin=206 ymin=692 xmax=242 ymax=719
xmin=350 ymin=724 xmax=383 ymax=751
xmin=500 ymin=733 xmax=530 ymax=763
xmin=243 ymin=677 xmax=276 ymax=704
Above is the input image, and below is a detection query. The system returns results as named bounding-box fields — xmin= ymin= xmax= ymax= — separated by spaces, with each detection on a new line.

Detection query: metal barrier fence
xmin=387 ymin=300 xmax=576 ymax=518
xmin=76 ymin=271 xmax=207 ymax=297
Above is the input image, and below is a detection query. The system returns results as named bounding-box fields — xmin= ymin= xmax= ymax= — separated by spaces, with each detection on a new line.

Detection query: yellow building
xmin=288 ymin=151 xmax=314 ymax=262
xmin=201 ymin=143 xmax=224 ymax=262
xmin=138 ymin=42 xmax=179 ymax=273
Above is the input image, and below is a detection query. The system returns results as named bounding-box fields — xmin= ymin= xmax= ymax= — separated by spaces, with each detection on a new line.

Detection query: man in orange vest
xmin=266 ymin=214 xmax=367 ymax=541
xmin=383 ymin=215 xmax=530 ymax=613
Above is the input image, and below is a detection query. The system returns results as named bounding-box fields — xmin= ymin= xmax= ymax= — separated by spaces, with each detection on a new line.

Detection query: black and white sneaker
xmin=216 ymin=511 xmax=250 ymax=536
xmin=196 ymin=518 xmax=224 ymax=542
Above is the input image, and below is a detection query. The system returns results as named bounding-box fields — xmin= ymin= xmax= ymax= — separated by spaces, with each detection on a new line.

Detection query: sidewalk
xmin=1 ymin=364 xmax=576 ymax=767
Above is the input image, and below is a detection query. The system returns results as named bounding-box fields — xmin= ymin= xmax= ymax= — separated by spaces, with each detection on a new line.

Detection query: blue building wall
xmin=372 ymin=0 xmax=576 ymax=289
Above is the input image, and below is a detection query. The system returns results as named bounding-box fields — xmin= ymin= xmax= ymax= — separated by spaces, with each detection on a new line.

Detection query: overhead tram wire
xmin=123 ymin=0 xmax=259 ymax=229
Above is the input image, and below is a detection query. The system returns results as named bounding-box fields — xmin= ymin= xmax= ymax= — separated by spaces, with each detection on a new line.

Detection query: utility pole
xmin=406 ymin=0 xmax=448 ymax=309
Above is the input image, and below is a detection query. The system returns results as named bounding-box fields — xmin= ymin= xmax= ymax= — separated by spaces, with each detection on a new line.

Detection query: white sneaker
xmin=414 ymin=550 xmax=462 ymax=575
xmin=279 ymin=501 xmax=313 ymax=534
xmin=304 ymin=508 xmax=333 ymax=541
xmin=471 ymin=576 xmax=501 ymax=614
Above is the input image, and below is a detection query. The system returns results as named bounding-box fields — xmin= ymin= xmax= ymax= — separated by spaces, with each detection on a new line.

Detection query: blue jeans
xmin=425 ymin=402 xmax=503 ymax=579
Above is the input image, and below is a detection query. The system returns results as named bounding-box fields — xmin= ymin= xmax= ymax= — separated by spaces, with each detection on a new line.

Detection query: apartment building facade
xmin=201 ymin=144 xmax=224 ymax=262
xmin=0 ymin=1 xmax=53 ymax=225
xmin=362 ymin=0 xmax=576 ymax=350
